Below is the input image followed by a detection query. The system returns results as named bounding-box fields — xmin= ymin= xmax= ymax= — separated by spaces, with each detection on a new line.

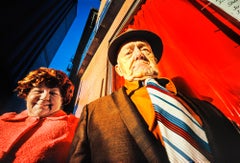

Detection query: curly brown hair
xmin=15 ymin=67 xmax=74 ymax=105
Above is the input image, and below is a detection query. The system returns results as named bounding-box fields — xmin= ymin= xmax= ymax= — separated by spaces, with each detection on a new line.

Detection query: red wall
xmin=114 ymin=0 xmax=240 ymax=126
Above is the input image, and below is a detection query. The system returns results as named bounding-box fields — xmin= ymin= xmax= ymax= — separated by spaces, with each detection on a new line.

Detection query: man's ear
xmin=115 ymin=65 xmax=123 ymax=76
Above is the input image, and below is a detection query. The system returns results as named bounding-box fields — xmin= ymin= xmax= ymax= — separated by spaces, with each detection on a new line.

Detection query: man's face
xmin=115 ymin=41 xmax=159 ymax=81
xmin=26 ymin=86 xmax=63 ymax=117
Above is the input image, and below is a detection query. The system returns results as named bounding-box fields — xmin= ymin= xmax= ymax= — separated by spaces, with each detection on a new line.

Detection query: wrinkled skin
xmin=115 ymin=41 xmax=159 ymax=81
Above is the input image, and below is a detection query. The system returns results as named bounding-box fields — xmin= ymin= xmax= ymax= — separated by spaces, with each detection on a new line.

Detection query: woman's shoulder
xmin=0 ymin=109 xmax=28 ymax=121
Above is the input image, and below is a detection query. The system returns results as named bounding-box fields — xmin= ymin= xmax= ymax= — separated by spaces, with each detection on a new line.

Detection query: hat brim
xmin=108 ymin=29 xmax=163 ymax=65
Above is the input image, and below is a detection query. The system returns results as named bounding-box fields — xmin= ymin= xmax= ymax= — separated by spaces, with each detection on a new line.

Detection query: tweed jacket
xmin=68 ymin=80 xmax=240 ymax=163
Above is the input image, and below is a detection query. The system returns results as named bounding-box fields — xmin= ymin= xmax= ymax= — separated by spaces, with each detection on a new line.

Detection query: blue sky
xmin=49 ymin=0 xmax=100 ymax=74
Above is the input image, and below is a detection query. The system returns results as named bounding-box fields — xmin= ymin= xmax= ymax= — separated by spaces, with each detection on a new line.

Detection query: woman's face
xmin=26 ymin=86 xmax=63 ymax=117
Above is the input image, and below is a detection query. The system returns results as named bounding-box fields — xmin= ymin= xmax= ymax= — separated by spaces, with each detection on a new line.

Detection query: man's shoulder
xmin=86 ymin=88 xmax=126 ymax=109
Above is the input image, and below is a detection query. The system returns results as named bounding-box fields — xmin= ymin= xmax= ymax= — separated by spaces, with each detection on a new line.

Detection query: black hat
xmin=108 ymin=29 xmax=163 ymax=65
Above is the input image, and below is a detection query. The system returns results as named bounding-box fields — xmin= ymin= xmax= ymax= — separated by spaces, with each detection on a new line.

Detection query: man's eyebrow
xmin=135 ymin=41 xmax=149 ymax=46
xmin=123 ymin=42 xmax=134 ymax=48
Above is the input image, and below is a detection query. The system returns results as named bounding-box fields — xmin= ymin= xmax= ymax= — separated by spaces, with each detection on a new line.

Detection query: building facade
xmin=66 ymin=8 xmax=99 ymax=113
xmin=0 ymin=0 xmax=78 ymax=114
xmin=73 ymin=0 xmax=240 ymax=126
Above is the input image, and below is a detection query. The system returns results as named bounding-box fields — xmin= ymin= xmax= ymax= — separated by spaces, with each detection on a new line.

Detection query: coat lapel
xmin=112 ymin=88 xmax=169 ymax=162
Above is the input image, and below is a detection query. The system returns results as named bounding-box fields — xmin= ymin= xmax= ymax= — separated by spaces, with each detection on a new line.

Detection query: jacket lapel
xmin=112 ymin=88 xmax=169 ymax=162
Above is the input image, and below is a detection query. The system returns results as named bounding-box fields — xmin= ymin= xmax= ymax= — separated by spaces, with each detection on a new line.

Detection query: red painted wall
xmin=114 ymin=0 xmax=240 ymax=126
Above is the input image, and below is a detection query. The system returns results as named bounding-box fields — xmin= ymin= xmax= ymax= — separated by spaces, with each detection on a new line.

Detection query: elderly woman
xmin=0 ymin=67 xmax=79 ymax=163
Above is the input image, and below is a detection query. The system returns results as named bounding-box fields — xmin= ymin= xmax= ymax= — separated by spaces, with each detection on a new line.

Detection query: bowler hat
xmin=108 ymin=29 xmax=163 ymax=65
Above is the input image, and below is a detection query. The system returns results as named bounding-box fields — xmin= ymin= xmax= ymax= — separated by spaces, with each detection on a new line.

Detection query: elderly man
xmin=68 ymin=29 xmax=239 ymax=162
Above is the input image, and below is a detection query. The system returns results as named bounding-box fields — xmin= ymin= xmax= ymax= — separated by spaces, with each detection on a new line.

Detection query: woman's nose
xmin=40 ymin=90 xmax=50 ymax=100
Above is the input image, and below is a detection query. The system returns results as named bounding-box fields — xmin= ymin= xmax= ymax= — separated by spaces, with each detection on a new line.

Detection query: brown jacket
xmin=68 ymin=85 xmax=240 ymax=163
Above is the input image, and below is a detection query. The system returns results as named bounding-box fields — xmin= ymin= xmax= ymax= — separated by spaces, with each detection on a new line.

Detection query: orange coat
xmin=0 ymin=110 xmax=79 ymax=163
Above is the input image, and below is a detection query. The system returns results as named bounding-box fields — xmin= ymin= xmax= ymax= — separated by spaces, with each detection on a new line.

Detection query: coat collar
xmin=112 ymin=87 xmax=169 ymax=162
xmin=124 ymin=77 xmax=177 ymax=95
xmin=0 ymin=110 xmax=67 ymax=121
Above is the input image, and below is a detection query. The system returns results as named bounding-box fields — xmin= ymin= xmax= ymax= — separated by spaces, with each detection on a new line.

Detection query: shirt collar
xmin=124 ymin=77 xmax=177 ymax=95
